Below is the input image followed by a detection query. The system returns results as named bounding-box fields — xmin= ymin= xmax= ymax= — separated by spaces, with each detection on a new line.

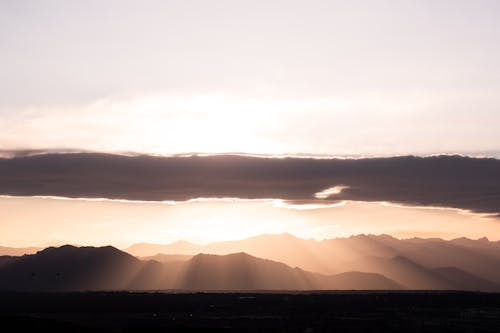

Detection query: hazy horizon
xmin=1 ymin=194 xmax=498 ymax=249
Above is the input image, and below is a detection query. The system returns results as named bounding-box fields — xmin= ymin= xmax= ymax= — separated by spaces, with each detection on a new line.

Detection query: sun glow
xmin=314 ymin=186 xmax=349 ymax=199
xmin=1 ymin=196 xmax=499 ymax=248
xmin=1 ymin=93 xmax=381 ymax=156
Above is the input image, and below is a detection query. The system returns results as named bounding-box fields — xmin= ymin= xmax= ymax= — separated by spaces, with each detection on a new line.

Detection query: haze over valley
xmin=1 ymin=233 xmax=500 ymax=292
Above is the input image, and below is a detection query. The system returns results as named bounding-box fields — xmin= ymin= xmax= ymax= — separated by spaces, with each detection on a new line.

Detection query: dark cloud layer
xmin=1 ymin=153 xmax=499 ymax=216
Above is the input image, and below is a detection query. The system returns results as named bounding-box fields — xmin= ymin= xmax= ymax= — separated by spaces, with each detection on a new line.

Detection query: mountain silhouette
xmin=0 ymin=246 xmax=400 ymax=291
xmin=125 ymin=233 xmax=500 ymax=290
xmin=126 ymin=233 xmax=329 ymax=273
xmin=0 ymin=245 xmax=145 ymax=291
xmin=432 ymin=267 xmax=500 ymax=291
xmin=178 ymin=252 xmax=318 ymax=290
xmin=179 ymin=252 xmax=401 ymax=290
xmin=321 ymin=271 xmax=403 ymax=290
xmin=0 ymin=256 xmax=18 ymax=268
xmin=3 ymin=234 xmax=500 ymax=291
xmin=345 ymin=255 xmax=453 ymax=290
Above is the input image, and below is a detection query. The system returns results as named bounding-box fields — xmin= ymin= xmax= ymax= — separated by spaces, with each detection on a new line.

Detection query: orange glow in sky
xmin=1 ymin=196 xmax=498 ymax=248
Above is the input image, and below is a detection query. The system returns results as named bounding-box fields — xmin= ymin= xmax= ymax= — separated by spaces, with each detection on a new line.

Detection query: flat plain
xmin=1 ymin=291 xmax=500 ymax=332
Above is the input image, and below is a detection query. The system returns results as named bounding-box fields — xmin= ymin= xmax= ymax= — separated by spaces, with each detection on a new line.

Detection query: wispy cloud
xmin=314 ymin=186 xmax=349 ymax=199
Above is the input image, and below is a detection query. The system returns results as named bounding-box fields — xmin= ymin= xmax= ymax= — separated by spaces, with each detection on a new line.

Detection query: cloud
xmin=314 ymin=186 xmax=349 ymax=199
xmin=0 ymin=153 xmax=499 ymax=216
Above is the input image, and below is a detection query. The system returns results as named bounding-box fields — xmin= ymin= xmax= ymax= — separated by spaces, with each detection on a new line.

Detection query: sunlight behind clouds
xmin=1 ymin=196 xmax=498 ymax=248
xmin=314 ymin=186 xmax=349 ymax=199
xmin=2 ymin=92 xmax=500 ymax=156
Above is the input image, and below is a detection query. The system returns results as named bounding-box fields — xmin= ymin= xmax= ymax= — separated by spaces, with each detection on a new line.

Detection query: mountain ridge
xmin=124 ymin=233 xmax=500 ymax=290
xmin=0 ymin=245 xmax=401 ymax=291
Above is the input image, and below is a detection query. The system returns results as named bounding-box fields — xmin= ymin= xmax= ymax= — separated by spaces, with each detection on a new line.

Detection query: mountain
xmin=0 ymin=246 xmax=41 ymax=256
xmin=125 ymin=234 xmax=500 ymax=289
xmin=180 ymin=253 xmax=400 ymax=290
xmin=5 ymin=235 xmax=500 ymax=291
xmin=345 ymin=255 xmax=455 ymax=290
xmin=321 ymin=271 xmax=402 ymax=290
xmin=179 ymin=252 xmax=317 ymax=290
xmin=125 ymin=233 xmax=349 ymax=273
xmin=0 ymin=245 xmax=152 ymax=291
xmin=0 ymin=256 xmax=18 ymax=268
xmin=362 ymin=235 xmax=500 ymax=278
xmin=0 ymin=246 xmax=400 ymax=291
xmin=129 ymin=235 xmax=500 ymax=272
xmin=432 ymin=267 xmax=500 ymax=291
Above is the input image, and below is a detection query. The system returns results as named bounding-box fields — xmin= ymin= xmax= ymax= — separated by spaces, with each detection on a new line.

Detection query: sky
xmin=1 ymin=196 xmax=498 ymax=248
xmin=1 ymin=0 xmax=500 ymax=156
xmin=1 ymin=1 xmax=499 ymax=247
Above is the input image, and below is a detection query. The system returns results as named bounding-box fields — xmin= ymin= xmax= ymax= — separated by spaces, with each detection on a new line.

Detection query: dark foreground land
xmin=1 ymin=291 xmax=500 ymax=332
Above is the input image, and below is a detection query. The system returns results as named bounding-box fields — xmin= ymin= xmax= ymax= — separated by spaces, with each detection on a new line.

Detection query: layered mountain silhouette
xmin=2 ymin=234 xmax=500 ymax=291
xmin=0 ymin=245 xmax=400 ymax=291
xmin=0 ymin=245 xmax=147 ymax=291
xmin=126 ymin=234 xmax=500 ymax=291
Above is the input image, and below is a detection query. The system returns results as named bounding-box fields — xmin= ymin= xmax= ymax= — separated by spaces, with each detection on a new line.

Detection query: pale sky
xmin=1 ymin=196 xmax=497 ymax=248
xmin=1 ymin=0 xmax=500 ymax=156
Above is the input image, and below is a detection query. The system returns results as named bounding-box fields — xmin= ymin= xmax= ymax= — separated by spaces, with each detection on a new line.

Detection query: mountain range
xmin=0 ymin=245 xmax=400 ymax=291
xmin=2 ymin=234 xmax=500 ymax=291
xmin=127 ymin=233 xmax=500 ymax=291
